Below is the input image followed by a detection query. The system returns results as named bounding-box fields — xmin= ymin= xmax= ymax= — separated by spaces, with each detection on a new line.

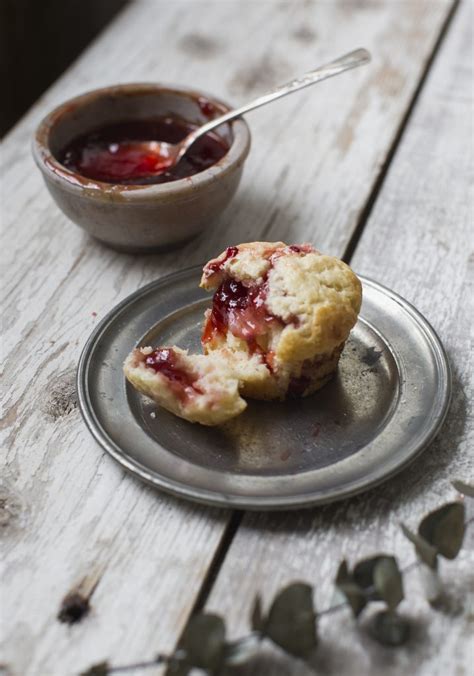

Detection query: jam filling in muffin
xmin=124 ymin=346 xmax=246 ymax=426
xmin=201 ymin=243 xmax=315 ymax=356
xmin=143 ymin=348 xmax=203 ymax=402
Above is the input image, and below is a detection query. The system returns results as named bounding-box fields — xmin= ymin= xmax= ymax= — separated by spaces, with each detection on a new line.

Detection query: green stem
xmin=107 ymin=655 xmax=167 ymax=673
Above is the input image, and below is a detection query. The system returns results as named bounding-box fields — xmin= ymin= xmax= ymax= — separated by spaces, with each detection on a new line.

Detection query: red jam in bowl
xmin=58 ymin=117 xmax=229 ymax=185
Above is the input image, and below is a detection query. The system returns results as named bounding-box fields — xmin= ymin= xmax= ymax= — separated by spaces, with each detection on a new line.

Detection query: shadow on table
xmin=0 ymin=0 xmax=129 ymax=137
xmin=241 ymin=354 xmax=469 ymax=535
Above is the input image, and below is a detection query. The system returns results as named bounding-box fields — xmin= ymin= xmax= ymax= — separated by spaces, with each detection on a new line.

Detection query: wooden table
xmin=1 ymin=1 xmax=472 ymax=674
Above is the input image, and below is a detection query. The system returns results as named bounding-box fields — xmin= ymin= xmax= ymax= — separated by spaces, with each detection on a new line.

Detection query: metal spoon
xmin=130 ymin=47 xmax=371 ymax=172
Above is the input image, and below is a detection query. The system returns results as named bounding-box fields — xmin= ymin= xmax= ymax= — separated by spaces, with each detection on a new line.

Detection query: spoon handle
xmin=183 ymin=48 xmax=371 ymax=152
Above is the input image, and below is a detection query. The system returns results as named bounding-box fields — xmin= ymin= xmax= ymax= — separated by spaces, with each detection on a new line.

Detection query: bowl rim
xmin=32 ymin=82 xmax=251 ymax=202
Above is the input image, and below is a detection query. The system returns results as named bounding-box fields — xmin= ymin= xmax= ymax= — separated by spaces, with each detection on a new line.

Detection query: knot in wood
xmin=43 ymin=368 xmax=77 ymax=420
xmin=57 ymin=591 xmax=90 ymax=624
xmin=0 ymin=485 xmax=24 ymax=531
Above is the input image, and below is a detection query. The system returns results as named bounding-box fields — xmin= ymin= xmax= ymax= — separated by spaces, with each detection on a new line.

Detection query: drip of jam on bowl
xmin=58 ymin=117 xmax=229 ymax=185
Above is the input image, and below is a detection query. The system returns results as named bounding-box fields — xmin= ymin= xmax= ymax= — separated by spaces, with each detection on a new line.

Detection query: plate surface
xmin=77 ymin=267 xmax=451 ymax=510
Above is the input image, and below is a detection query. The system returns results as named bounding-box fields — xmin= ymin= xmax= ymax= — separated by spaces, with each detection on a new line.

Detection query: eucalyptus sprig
xmin=81 ymin=479 xmax=473 ymax=676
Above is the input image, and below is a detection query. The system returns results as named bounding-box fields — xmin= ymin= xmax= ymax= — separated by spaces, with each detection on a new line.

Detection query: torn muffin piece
xmin=200 ymin=241 xmax=362 ymax=400
xmin=123 ymin=346 xmax=246 ymax=425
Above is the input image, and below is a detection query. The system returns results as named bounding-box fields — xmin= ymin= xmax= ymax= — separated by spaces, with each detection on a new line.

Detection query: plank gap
xmin=342 ymin=0 xmax=460 ymax=264
xmin=189 ymin=511 xmax=244 ymax=616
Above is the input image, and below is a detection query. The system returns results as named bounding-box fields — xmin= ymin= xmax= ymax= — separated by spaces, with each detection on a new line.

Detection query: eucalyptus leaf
xmin=370 ymin=610 xmax=410 ymax=646
xmin=80 ymin=662 xmax=109 ymax=676
xmin=353 ymin=555 xmax=392 ymax=600
xmin=251 ymin=594 xmax=264 ymax=633
xmin=451 ymin=480 xmax=474 ymax=498
xmin=401 ymin=524 xmax=438 ymax=569
xmin=373 ymin=557 xmax=404 ymax=610
xmin=178 ymin=613 xmax=226 ymax=672
xmin=418 ymin=502 xmax=465 ymax=559
xmin=335 ymin=560 xmax=367 ymax=617
xmin=265 ymin=582 xmax=317 ymax=658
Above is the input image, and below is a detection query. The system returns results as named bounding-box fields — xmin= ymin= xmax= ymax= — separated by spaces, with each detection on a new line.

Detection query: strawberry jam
xmin=269 ymin=243 xmax=315 ymax=265
xmin=203 ymin=246 xmax=238 ymax=279
xmin=202 ymin=278 xmax=280 ymax=348
xmin=145 ymin=348 xmax=200 ymax=400
xmin=202 ymin=244 xmax=315 ymax=362
xmin=197 ymin=97 xmax=219 ymax=118
xmin=288 ymin=375 xmax=311 ymax=397
xmin=59 ymin=117 xmax=229 ymax=185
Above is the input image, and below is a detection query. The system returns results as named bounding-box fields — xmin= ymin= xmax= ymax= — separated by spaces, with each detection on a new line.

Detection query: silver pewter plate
xmin=77 ymin=267 xmax=451 ymax=510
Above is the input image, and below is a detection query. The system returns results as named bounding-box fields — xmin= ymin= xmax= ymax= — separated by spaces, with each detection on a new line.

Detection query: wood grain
xmin=0 ymin=1 xmax=459 ymax=674
xmin=206 ymin=2 xmax=473 ymax=675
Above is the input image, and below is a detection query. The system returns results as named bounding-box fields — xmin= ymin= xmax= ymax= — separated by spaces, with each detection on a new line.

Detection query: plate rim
xmin=77 ymin=266 xmax=452 ymax=510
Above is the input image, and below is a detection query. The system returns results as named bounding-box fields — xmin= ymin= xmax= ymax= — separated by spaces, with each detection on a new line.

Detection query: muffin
xmin=123 ymin=346 xmax=246 ymax=425
xmin=124 ymin=242 xmax=362 ymax=425
xmin=200 ymin=242 xmax=362 ymax=399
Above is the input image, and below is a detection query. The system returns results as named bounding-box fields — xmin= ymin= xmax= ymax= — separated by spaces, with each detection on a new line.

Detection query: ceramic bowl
xmin=32 ymin=83 xmax=251 ymax=253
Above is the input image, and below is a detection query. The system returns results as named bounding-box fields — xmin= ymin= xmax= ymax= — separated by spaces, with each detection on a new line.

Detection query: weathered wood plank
xmin=0 ymin=1 xmax=456 ymax=674
xmin=206 ymin=3 xmax=473 ymax=675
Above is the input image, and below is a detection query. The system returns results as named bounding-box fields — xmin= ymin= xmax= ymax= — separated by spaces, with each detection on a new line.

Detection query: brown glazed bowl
xmin=33 ymin=83 xmax=251 ymax=253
